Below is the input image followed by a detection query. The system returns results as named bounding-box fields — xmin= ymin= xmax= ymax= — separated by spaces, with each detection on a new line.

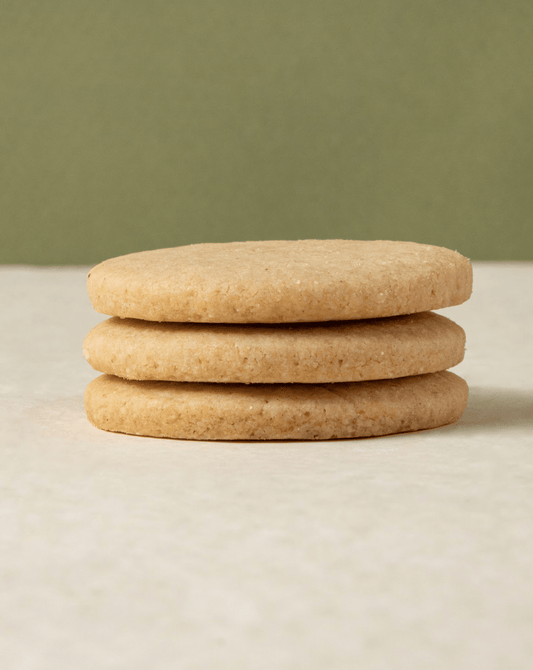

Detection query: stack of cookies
xmin=83 ymin=240 xmax=472 ymax=441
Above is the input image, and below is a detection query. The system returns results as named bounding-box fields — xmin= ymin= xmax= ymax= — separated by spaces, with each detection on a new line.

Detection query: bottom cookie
xmin=84 ymin=371 xmax=468 ymax=441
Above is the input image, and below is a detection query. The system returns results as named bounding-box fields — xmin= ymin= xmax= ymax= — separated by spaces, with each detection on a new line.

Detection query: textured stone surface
xmin=2 ymin=264 xmax=533 ymax=670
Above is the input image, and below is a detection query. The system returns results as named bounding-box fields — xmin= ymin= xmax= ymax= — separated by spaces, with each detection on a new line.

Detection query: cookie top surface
xmin=83 ymin=312 xmax=466 ymax=384
xmin=87 ymin=240 xmax=472 ymax=323
xmin=84 ymin=371 xmax=469 ymax=441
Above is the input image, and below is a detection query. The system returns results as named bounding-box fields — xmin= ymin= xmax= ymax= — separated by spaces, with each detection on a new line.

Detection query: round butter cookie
xmin=84 ymin=312 xmax=465 ymax=384
xmin=84 ymin=371 xmax=468 ymax=441
xmin=87 ymin=240 xmax=472 ymax=323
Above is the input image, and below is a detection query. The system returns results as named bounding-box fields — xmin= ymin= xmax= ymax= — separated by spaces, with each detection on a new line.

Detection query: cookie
xmin=86 ymin=240 xmax=472 ymax=323
xmin=84 ymin=371 xmax=468 ymax=441
xmin=83 ymin=312 xmax=466 ymax=384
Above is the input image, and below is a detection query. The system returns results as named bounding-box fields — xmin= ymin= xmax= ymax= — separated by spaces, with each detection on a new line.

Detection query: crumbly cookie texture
xmin=84 ymin=312 xmax=466 ymax=384
xmin=87 ymin=240 xmax=473 ymax=323
xmin=84 ymin=371 xmax=469 ymax=441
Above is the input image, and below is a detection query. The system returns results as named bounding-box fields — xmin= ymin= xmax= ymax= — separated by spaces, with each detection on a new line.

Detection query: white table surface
xmin=1 ymin=262 xmax=532 ymax=670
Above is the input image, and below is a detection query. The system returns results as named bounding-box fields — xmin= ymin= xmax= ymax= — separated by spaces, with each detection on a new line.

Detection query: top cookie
xmin=87 ymin=240 xmax=472 ymax=323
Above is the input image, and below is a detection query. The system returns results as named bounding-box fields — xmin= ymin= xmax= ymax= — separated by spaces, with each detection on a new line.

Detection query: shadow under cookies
xmin=456 ymin=386 xmax=533 ymax=433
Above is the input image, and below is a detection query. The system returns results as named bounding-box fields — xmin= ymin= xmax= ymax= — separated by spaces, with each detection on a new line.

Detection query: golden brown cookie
xmin=84 ymin=371 xmax=468 ymax=441
xmin=83 ymin=312 xmax=466 ymax=384
xmin=87 ymin=240 xmax=472 ymax=323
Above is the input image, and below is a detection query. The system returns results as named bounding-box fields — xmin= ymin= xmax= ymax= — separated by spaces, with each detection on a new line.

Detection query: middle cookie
xmin=84 ymin=311 xmax=465 ymax=384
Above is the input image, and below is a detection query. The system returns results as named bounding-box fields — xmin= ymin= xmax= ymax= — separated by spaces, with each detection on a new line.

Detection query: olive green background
xmin=1 ymin=0 xmax=532 ymax=264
